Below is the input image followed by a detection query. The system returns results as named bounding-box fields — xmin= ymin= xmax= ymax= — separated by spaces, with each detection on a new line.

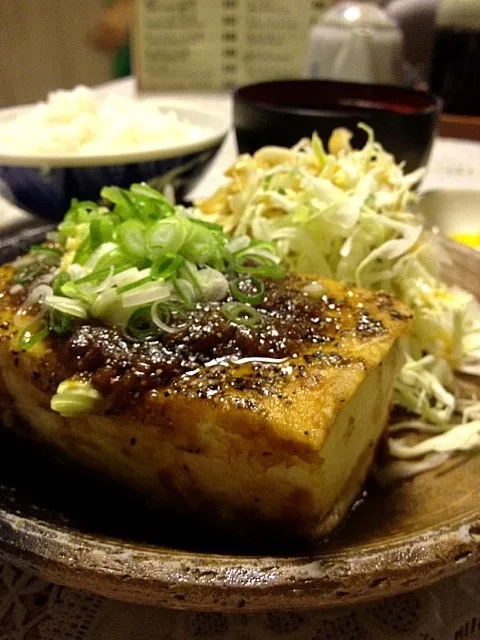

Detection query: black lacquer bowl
xmin=234 ymin=80 xmax=441 ymax=173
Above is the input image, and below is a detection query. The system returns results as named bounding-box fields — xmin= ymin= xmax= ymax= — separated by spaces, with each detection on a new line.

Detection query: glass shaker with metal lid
xmin=306 ymin=0 xmax=404 ymax=85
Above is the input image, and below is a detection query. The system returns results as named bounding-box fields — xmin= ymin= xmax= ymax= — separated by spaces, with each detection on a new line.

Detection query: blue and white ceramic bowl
xmin=0 ymin=102 xmax=229 ymax=219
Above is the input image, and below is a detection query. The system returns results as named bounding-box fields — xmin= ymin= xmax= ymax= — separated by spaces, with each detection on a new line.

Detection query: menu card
xmin=134 ymin=0 xmax=331 ymax=91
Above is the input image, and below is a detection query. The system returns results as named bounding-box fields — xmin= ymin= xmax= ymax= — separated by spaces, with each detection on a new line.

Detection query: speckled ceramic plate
xmin=0 ymin=226 xmax=479 ymax=611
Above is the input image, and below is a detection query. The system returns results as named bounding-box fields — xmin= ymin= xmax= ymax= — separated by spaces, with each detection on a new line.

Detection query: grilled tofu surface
xmin=0 ymin=261 xmax=411 ymax=539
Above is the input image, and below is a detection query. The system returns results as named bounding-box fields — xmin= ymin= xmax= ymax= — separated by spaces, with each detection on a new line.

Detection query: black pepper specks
xmin=16 ymin=274 xmax=407 ymax=412
xmin=356 ymin=311 xmax=386 ymax=337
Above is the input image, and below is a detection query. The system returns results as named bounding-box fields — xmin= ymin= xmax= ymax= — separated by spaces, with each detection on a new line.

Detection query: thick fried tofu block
xmin=0 ymin=264 xmax=411 ymax=539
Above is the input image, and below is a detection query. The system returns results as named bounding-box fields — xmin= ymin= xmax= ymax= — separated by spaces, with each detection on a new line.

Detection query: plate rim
xmin=0 ymin=502 xmax=479 ymax=610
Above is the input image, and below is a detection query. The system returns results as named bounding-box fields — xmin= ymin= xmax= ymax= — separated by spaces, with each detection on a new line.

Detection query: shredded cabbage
xmin=197 ymin=125 xmax=480 ymax=481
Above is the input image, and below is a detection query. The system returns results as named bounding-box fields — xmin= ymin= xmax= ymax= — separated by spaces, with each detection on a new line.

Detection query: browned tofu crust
xmin=0 ymin=263 xmax=411 ymax=450
xmin=0 ymin=260 xmax=411 ymax=540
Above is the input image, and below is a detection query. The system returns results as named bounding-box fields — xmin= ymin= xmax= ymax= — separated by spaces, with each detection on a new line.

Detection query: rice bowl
xmin=0 ymin=90 xmax=229 ymax=218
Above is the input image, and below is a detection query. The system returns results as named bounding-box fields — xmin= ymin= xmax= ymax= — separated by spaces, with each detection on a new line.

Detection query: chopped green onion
xmin=208 ymin=250 xmax=227 ymax=273
xmin=246 ymin=240 xmax=279 ymax=253
xmin=30 ymin=245 xmax=62 ymax=257
xmin=111 ymin=267 xmax=149 ymax=287
xmin=74 ymin=236 xmax=93 ymax=266
xmin=196 ymin=267 xmax=229 ymax=302
xmin=117 ymin=219 xmax=147 ymax=261
xmin=123 ymin=191 xmax=154 ymax=225
xmin=130 ymin=183 xmax=174 ymax=213
xmin=67 ymin=199 xmax=101 ymax=222
xmin=90 ymin=288 xmax=130 ymax=326
xmin=74 ymin=263 xmax=133 ymax=286
xmin=116 ymin=275 xmax=153 ymax=295
xmin=102 ymin=184 xmax=174 ymax=224
xmin=57 ymin=220 xmax=78 ymax=240
xmin=49 ymin=310 xmax=72 ymax=335
xmin=90 ymin=217 xmax=114 ymax=248
xmin=53 ymin=272 xmax=70 ymax=295
xmin=231 ymin=277 xmax=265 ymax=305
xmin=147 ymin=217 xmax=188 ymax=259
xmin=126 ymin=307 xmax=158 ymax=340
xmin=60 ymin=282 xmax=93 ymax=305
xmin=151 ymin=301 xmax=189 ymax=334
xmin=18 ymin=319 xmax=49 ymax=350
xmin=13 ymin=265 xmax=42 ymax=284
xmin=101 ymin=186 xmax=136 ymax=220
xmin=26 ymin=183 xmax=287 ymax=345
xmin=221 ymin=301 xmax=264 ymax=328
xmin=180 ymin=262 xmax=203 ymax=300
xmin=84 ymin=242 xmax=119 ymax=272
xmin=189 ymin=217 xmax=224 ymax=232
xmin=43 ymin=295 xmax=88 ymax=319
xmin=181 ymin=223 xmax=217 ymax=264
xmin=234 ymin=252 xmax=286 ymax=279
xmin=51 ymin=379 xmax=103 ymax=417
xmin=121 ymin=282 xmax=171 ymax=308
xmin=74 ymin=267 xmax=112 ymax=286
xmin=151 ymin=253 xmax=184 ymax=281
xmin=227 ymin=236 xmax=251 ymax=254
xmin=172 ymin=277 xmax=195 ymax=309
xmin=94 ymin=247 xmax=129 ymax=271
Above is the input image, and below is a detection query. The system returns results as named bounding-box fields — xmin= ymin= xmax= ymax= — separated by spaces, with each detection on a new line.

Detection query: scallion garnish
xmin=180 ymin=261 xmax=203 ymax=300
xmin=43 ymin=295 xmax=88 ymax=319
xmin=231 ymin=277 xmax=265 ymax=305
xmin=171 ymin=279 xmax=193 ymax=309
xmin=18 ymin=319 xmax=49 ymax=350
xmin=147 ymin=218 xmax=187 ymax=258
xmin=117 ymin=219 xmax=147 ymax=261
xmin=73 ymin=267 xmax=111 ymax=286
xmin=53 ymin=272 xmax=70 ymax=295
xmin=90 ymin=217 xmax=114 ymax=248
xmin=221 ymin=301 xmax=264 ymax=328
xmin=49 ymin=310 xmax=72 ymax=335
xmin=233 ymin=252 xmax=286 ymax=279
xmin=151 ymin=253 xmax=184 ymax=281
xmin=50 ymin=379 xmax=103 ymax=417
xmin=73 ymin=263 xmax=133 ymax=286
xmin=116 ymin=275 xmax=153 ymax=295
xmin=18 ymin=183 xmax=285 ymax=358
xmin=12 ymin=245 xmax=61 ymax=286
xmin=74 ymin=236 xmax=92 ymax=266
xmin=30 ymin=245 xmax=62 ymax=257
xmin=60 ymin=282 xmax=93 ymax=305
xmin=151 ymin=301 xmax=189 ymax=334
xmin=126 ymin=307 xmax=157 ymax=339
xmin=13 ymin=264 xmax=42 ymax=285
xmin=189 ymin=218 xmax=224 ymax=232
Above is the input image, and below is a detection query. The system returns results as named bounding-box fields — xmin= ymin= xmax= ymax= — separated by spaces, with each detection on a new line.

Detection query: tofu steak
xmin=0 ymin=264 xmax=411 ymax=540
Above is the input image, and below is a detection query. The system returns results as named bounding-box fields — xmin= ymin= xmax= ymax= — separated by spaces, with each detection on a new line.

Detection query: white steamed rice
xmin=0 ymin=86 xmax=212 ymax=155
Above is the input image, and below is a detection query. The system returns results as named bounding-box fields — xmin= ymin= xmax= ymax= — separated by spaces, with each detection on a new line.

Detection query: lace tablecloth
xmin=1 ymin=561 xmax=480 ymax=640
xmin=1 ymin=79 xmax=480 ymax=639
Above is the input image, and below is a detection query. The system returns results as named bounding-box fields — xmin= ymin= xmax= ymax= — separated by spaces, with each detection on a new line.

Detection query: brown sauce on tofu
xmin=48 ymin=275 xmax=399 ymax=409
xmin=1 ymin=262 xmax=410 ymax=411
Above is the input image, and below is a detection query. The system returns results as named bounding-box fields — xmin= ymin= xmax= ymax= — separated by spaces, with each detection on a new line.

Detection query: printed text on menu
xmin=135 ymin=0 xmax=331 ymax=90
